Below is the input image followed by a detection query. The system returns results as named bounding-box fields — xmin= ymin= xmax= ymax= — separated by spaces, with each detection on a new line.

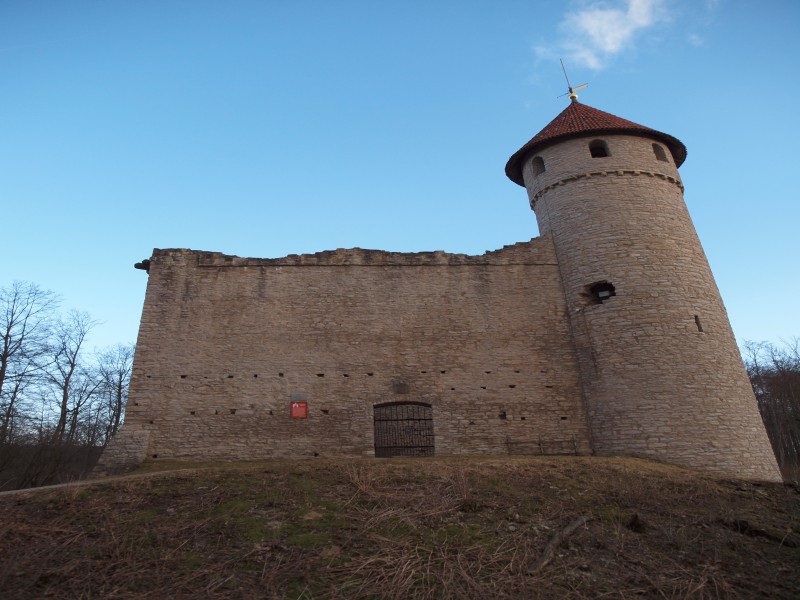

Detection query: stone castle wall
xmin=97 ymin=115 xmax=782 ymax=483
xmin=98 ymin=236 xmax=593 ymax=472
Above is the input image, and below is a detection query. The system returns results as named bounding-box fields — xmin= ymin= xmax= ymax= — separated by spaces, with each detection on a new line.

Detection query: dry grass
xmin=0 ymin=456 xmax=798 ymax=599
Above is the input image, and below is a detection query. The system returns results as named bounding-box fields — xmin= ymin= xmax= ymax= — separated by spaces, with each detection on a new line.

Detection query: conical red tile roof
xmin=505 ymin=100 xmax=687 ymax=186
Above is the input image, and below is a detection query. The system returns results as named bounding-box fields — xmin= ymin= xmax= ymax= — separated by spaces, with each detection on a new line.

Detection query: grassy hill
xmin=1 ymin=456 xmax=798 ymax=599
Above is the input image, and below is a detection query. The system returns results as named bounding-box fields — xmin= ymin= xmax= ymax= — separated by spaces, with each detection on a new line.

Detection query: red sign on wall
xmin=290 ymin=401 xmax=308 ymax=419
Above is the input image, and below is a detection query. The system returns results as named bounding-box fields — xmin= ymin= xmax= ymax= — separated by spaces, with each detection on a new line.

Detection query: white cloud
xmin=537 ymin=0 xmax=670 ymax=70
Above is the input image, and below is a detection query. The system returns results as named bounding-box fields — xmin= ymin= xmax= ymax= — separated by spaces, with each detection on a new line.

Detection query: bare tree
xmin=0 ymin=281 xmax=136 ymax=490
xmin=46 ymin=310 xmax=99 ymax=445
xmin=744 ymin=338 xmax=800 ymax=481
xmin=95 ymin=343 xmax=135 ymax=444
xmin=0 ymin=282 xmax=58 ymax=445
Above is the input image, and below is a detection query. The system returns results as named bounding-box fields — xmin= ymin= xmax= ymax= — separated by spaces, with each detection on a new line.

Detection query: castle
xmin=97 ymin=99 xmax=781 ymax=481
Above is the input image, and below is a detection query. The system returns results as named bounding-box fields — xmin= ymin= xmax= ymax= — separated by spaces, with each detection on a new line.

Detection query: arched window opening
xmin=589 ymin=139 xmax=610 ymax=158
xmin=531 ymin=156 xmax=546 ymax=176
xmin=652 ymin=143 xmax=668 ymax=162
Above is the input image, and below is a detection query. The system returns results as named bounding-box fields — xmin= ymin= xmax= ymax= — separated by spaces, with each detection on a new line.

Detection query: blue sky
xmin=1 ymin=0 xmax=798 ymax=351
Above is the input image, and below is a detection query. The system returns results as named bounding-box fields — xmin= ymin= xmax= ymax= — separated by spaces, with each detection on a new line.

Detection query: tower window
xmin=694 ymin=315 xmax=704 ymax=332
xmin=587 ymin=281 xmax=616 ymax=304
xmin=531 ymin=156 xmax=546 ymax=176
xmin=652 ymin=143 xmax=668 ymax=162
xmin=589 ymin=139 xmax=610 ymax=158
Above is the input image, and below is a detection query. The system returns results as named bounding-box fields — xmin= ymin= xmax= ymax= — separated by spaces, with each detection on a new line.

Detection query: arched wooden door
xmin=373 ymin=402 xmax=434 ymax=457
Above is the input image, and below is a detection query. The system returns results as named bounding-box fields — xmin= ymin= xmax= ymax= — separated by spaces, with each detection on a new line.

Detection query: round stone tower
xmin=506 ymin=99 xmax=781 ymax=481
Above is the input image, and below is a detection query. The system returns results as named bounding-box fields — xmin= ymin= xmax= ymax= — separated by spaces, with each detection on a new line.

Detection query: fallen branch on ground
xmin=527 ymin=515 xmax=590 ymax=575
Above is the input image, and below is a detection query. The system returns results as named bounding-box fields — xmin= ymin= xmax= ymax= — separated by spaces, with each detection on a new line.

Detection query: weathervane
xmin=558 ymin=59 xmax=587 ymax=102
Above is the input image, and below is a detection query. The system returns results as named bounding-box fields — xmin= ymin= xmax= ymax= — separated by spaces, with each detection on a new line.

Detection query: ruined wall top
xmin=149 ymin=236 xmax=555 ymax=269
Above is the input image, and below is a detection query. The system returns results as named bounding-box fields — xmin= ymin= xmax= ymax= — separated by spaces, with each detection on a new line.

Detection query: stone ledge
xmin=530 ymin=169 xmax=684 ymax=208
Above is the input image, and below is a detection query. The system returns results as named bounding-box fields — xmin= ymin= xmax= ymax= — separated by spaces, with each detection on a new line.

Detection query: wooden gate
xmin=373 ymin=402 xmax=434 ymax=457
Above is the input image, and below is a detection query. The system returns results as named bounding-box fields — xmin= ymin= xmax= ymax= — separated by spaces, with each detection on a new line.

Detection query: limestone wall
xmin=98 ymin=236 xmax=592 ymax=472
xmin=521 ymin=134 xmax=781 ymax=481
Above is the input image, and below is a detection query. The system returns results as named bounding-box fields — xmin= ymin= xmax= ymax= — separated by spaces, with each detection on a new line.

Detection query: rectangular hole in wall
xmin=190 ymin=411 xmax=195 ymax=415
xmin=180 ymin=375 xmax=187 ymax=379
xmin=321 ymin=409 xmax=329 ymax=415
xmin=230 ymin=409 xmax=236 ymax=415
xmin=316 ymin=373 xmax=325 ymax=377
xmin=279 ymin=372 xmax=284 ymax=377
